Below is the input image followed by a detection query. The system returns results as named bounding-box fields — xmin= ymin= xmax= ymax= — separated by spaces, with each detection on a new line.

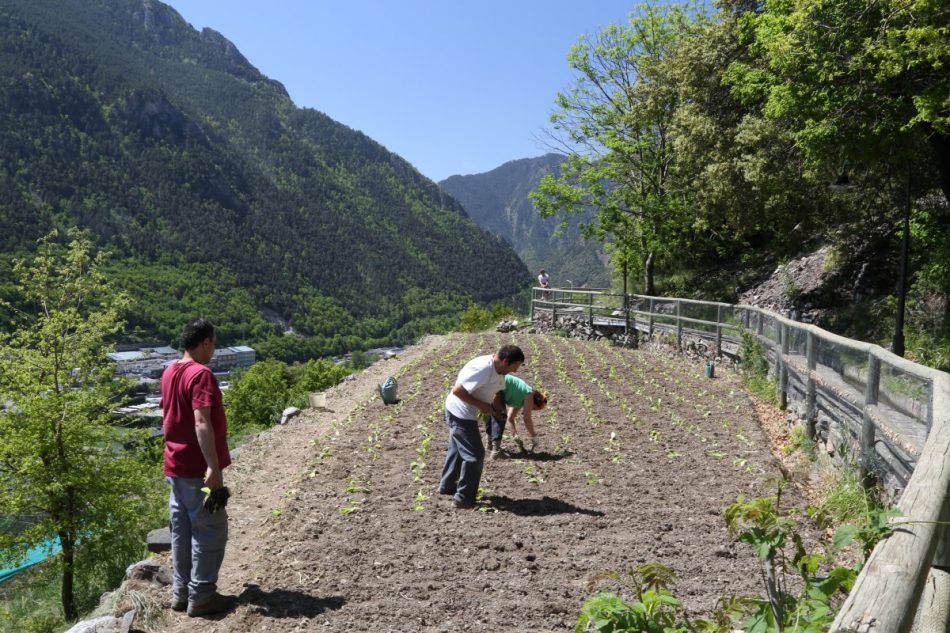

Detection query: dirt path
xmin=153 ymin=334 xmax=449 ymax=632
xmin=152 ymin=333 xmax=802 ymax=632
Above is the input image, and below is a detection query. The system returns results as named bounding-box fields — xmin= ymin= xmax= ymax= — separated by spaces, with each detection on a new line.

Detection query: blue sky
xmin=162 ymin=1 xmax=635 ymax=182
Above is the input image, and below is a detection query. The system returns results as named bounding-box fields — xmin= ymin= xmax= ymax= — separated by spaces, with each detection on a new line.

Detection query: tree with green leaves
xmin=0 ymin=229 xmax=162 ymax=622
xmin=669 ymin=2 xmax=837 ymax=264
xmin=223 ymin=359 xmax=290 ymax=435
xmin=730 ymin=0 xmax=950 ymax=200
xmin=533 ymin=3 xmax=704 ymax=295
xmin=728 ymin=0 xmax=950 ymax=351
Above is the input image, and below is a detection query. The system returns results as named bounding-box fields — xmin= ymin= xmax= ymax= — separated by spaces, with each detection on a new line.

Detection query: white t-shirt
xmin=445 ymin=354 xmax=505 ymax=420
xmin=538 ymin=273 xmax=549 ymax=287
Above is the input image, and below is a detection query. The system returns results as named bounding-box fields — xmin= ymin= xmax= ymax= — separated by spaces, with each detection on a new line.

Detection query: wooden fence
xmin=531 ymin=287 xmax=950 ymax=632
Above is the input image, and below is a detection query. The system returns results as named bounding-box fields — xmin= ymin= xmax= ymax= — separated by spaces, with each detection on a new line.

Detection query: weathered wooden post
xmin=920 ymin=516 xmax=950 ymax=633
xmin=676 ymin=300 xmax=683 ymax=350
xmin=588 ymin=292 xmax=594 ymax=328
xmin=624 ymin=297 xmax=630 ymax=334
xmin=860 ymin=352 xmax=881 ymax=488
xmin=530 ymin=287 xmax=535 ymax=322
xmin=648 ymin=297 xmax=655 ymax=340
xmin=715 ymin=304 xmax=723 ymax=358
xmin=805 ymin=330 xmax=817 ymax=440
xmin=831 ymin=371 xmax=950 ymax=633
xmin=776 ymin=323 xmax=789 ymax=409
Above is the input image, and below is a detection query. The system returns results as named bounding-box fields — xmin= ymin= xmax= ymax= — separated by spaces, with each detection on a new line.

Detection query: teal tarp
xmin=0 ymin=540 xmax=60 ymax=584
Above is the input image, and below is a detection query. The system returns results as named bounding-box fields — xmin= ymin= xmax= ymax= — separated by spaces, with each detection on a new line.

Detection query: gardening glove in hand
xmin=202 ymin=486 xmax=231 ymax=514
xmin=528 ymin=436 xmax=538 ymax=452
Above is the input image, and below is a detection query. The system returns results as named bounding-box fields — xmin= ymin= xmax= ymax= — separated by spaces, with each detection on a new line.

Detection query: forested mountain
xmin=440 ymin=154 xmax=610 ymax=288
xmin=0 ymin=0 xmax=530 ymax=359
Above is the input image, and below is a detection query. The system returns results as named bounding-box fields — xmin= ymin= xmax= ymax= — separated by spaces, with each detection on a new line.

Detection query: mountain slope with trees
xmin=0 ymin=0 xmax=530 ymax=359
xmin=439 ymin=154 xmax=610 ymax=288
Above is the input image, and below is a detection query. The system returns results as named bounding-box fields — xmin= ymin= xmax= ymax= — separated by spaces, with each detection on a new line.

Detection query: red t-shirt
xmin=160 ymin=360 xmax=231 ymax=478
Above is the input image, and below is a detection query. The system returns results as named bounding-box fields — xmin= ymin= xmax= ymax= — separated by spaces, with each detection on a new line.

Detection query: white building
xmin=107 ymin=346 xmax=178 ymax=376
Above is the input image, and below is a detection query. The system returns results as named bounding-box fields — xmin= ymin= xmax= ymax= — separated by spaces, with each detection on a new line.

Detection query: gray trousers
xmin=167 ymin=476 xmax=228 ymax=605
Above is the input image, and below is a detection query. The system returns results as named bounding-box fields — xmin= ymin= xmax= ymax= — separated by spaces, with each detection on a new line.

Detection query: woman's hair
xmin=532 ymin=390 xmax=548 ymax=410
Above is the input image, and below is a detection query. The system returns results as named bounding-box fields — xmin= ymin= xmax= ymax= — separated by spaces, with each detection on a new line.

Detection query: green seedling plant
xmin=605 ymin=431 xmax=624 ymax=463
xmin=525 ymin=464 xmax=544 ymax=485
xmin=474 ymin=486 xmax=497 ymax=512
xmin=345 ymin=479 xmax=369 ymax=494
xmin=732 ymin=458 xmax=755 ymax=475
xmin=554 ymin=432 xmax=571 ymax=454
xmin=413 ymin=489 xmax=428 ymax=511
xmin=339 ymin=501 xmax=361 ymax=515
xmin=575 ymin=563 xmax=731 ymax=633
xmin=723 ymin=482 xmax=893 ymax=633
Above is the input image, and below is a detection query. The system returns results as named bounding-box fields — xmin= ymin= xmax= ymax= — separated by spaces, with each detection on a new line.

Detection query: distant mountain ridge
xmin=0 ymin=0 xmax=530 ymax=356
xmin=440 ymin=154 xmax=610 ymax=288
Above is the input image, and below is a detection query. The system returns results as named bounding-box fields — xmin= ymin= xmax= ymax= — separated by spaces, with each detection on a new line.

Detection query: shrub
xmin=224 ymin=360 xmax=290 ymax=436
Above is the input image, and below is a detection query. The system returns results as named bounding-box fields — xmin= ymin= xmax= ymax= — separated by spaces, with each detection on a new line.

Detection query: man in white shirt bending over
xmin=439 ymin=345 xmax=525 ymax=509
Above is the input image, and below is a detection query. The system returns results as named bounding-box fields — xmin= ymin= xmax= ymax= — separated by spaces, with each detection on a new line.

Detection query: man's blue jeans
xmin=486 ymin=415 xmax=506 ymax=444
xmin=439 ymin=411 xmax=485 ymax=505
xmin=167 ymin=476 xmax=228 ymax=606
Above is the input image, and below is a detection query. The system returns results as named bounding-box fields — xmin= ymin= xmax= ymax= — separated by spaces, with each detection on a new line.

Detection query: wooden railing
xmin=531 ymin=287 xmax=950 ymax=631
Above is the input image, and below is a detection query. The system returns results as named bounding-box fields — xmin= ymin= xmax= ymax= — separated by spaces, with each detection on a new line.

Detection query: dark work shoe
xmin=453 ymin=498 xmax=476 ymax=510
xmin=170 ymin=595 xmax=187 ymax=612
xmin=438 ymin=487 xmax=455 ymax=496
xmin=187 ymin=592 xmax=235 ymax=617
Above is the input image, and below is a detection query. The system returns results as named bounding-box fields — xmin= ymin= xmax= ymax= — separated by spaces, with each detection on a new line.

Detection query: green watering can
xmin=379 ymin=376 xmax=398 ymax=405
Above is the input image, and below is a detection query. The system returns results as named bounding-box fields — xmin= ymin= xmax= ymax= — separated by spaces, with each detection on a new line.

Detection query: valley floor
xmin=152 ymin=332 xmax=801 ymax=632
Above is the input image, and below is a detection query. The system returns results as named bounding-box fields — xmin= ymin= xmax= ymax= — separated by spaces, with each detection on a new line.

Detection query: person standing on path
xmin=161 ymin=318 xmax=234 ymax=617
xmin=485 ymin=374 xmax=548 ymax=458
xmin=537 ymin=269 xmax=550 ymax=289
xmin=439 ymin=344 xmax=524 ymax=509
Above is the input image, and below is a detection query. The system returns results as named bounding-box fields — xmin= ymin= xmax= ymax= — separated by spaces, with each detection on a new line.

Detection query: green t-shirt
xmin=503 ymin=374 xmax=534 ymax=408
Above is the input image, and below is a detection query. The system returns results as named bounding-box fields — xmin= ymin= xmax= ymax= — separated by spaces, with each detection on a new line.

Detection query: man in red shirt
xmin=161 ymin=318 xmax=233 ymax=617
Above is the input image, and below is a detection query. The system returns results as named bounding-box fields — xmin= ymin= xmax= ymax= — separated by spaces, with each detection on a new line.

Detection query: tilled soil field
xmin=157 ymin=332 xmax=801 ymax=632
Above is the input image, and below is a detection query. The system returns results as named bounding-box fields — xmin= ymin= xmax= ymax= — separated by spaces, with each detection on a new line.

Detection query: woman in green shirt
xmin=486 ymin=374 xmax=548 ymax=459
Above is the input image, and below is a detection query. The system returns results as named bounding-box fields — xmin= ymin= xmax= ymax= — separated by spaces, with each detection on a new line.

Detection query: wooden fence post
xmin=805 ymin=330 xmax=817 ymax=440
xmin=715 ymin=304 xmax=723 ymax=358
xmin=588 ymin=292 xmax=593 ymax=328
xmin=676 ymin=300 xmax=683 ymax=350
xmin=530 ymin=288 xmax=535 ymax=322
xmin=649 ymin=298 xmax=655 ymax=339
xmin=776 ymin=323 xmax=789 ymax=409
xmin=756 ymin=310 xmax=764 ymax=336
xmin=920 ymin=516 xmax=950 ymax=633
xmin=861 ymin=352 xmax=881 ymax=488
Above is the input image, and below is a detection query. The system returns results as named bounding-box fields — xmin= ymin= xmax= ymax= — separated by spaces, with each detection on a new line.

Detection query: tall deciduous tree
xmin=0 ymin=230 xmax=159 ymax=621
xmin=670 ymin=3 xmax=834 ymax=259
xmin=730 ymin=0 xmax=950 ymax=334
xmin=532 ymin=3 xmax=703 ymax=295
xmin=730 ymin=0 xmax=950 ymax=204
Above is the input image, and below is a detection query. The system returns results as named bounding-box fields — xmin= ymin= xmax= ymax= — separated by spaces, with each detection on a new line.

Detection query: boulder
xmin=279 ymin=406 xmax=301 ymax=425
xmin=64 ymin=610 xmax=135 ymax=633
xmin=126 ymin=560 xmax=171 ymax=586
xmin=146 ymin=527 xmax=171 ymax=553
